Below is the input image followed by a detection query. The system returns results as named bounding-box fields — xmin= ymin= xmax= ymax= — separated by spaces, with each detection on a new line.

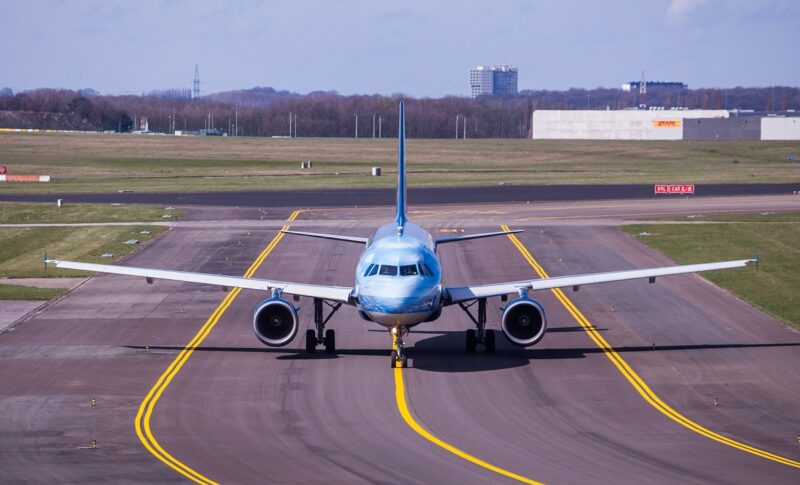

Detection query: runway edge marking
xmin=501 ymin=224 xmax=800 ymax=470
xmin=392 ymin=342 xmax=543 ymax=484
xmin=134 ymin=210 xmax=302 ymax=484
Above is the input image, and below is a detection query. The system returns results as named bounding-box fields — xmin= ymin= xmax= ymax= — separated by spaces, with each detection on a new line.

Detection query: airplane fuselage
xmin=355 ymin=222 xmax=443 ymax=327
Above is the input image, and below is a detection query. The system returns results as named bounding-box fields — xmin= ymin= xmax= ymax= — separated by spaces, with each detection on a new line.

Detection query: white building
xmin=470 ymin=65 xmax=518 ymax=97
xmin=532 ymin=110 xmax=730 ymax=140
xmin=761 ymin=117 xmax=800 ymax=140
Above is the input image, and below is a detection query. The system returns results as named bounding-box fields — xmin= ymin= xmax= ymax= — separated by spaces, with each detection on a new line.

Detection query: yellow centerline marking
xmin=393 ymin=368 xmax=543 ymax=484
xmin=135 ymin=209 xmax=302 ymax=484
xmin=500 ymin=224 xmax=800 ymax=470
xmin=392 ymin=334 xmax=543 ymax=483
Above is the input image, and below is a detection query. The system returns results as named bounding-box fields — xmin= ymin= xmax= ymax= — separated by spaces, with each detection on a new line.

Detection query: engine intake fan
xmin=501 ymin=297 xmax=547 ymax=347
xmin=253 ymin=297 xmax=299 ymax=347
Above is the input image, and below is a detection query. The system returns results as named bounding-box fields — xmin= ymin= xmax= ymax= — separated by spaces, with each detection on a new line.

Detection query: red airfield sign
xmin=655 ymin=184 xmax=695 ymax=195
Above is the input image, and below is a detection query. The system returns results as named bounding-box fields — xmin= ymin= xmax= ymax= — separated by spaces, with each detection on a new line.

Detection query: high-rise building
xmin=470 ymin=65 xmax=518 ymax=97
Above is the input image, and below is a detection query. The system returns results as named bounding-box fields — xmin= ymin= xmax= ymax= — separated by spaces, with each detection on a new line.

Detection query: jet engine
xmin=253 ymin=297 xmax=299 ymax=347
xmin=501 ymin=297 xmax=547 ymax=346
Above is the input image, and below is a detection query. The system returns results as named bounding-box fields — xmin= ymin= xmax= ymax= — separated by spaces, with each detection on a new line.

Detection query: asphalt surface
xmin=1 ymin=197 xmax=800 ymax=483
xmin=2 ymin=183 xmax=799 ymax=207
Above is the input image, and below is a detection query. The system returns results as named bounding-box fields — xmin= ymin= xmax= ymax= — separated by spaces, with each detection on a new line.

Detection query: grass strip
xmin=625 ymin=215 xmax=800 ymax=329
xmin=0 ymin=202 xmax=181 ymax=223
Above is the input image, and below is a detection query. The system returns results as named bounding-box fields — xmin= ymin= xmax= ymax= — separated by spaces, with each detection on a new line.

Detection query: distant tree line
xmin=0 ymin=85 xmax=798 ymax=138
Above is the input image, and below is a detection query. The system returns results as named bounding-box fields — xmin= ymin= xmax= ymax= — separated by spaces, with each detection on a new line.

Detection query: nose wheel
xmin=391 ymin=327 xmax=409 ymax=368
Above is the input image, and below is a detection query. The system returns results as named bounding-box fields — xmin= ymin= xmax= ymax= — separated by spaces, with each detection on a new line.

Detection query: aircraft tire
xmin=324 ymin=329 xmax=336 ymax=353
xmin=485 ymin=329 xmax=496 ymax=354
xmin=390 ymin=350 xmax=398 ymax=368
xmin=305 ymin=329 xmax=316 ymax=353
xmin=466 ymin=329 xmax=477 ymax=353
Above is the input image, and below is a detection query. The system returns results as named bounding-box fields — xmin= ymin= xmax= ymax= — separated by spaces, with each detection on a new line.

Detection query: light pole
xmin=455 ymin=114 xmax=460 ymax=139
xmin=354 ymin=113 xmax=358 ymax=139
xmin=379 ymin=116 xmax=382 ymax=138
xmin=372 ymin=113 xmax=376 ymax=138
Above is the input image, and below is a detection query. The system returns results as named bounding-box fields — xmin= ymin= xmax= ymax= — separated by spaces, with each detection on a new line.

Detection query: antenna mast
xmin=639 ymin=70 xmax=647 ymax=109
xmin=193 ymin=64 xmax=200 ymax=99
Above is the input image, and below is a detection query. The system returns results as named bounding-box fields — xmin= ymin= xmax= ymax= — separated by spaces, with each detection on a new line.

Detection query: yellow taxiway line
xmin=393 ymin=366 xmax=543 ymax=484
xmin=392 ymin=332 xmax=543 ymax=483
xmin=134 ymin=210 xmax=302 ymax=484
xmin=501 ymin=224 xmax=800 ymax=470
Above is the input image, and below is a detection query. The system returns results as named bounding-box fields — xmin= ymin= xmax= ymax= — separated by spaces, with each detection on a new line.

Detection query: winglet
xmin=396 ymin=101 xmax=407 ymax=232
xmin=44 ymin=250 xmax=47 ymax=271
xmin=755 ymin=248 xmax=760 ymax=271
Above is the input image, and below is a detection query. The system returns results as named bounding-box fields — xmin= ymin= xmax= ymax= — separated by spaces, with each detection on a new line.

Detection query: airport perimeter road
xmin=2 ymin=183 xmax=799 ymax=207
xmin=1 ymin=200 xmax=799 ymax=483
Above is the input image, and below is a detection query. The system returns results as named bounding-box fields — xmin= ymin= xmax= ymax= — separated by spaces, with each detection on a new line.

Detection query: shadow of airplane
xmin=125 ymin=333 xmax=800 ymax=373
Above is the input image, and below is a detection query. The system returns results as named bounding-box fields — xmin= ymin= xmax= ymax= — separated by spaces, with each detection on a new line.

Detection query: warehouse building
xmin=532 ymin=110 xmax=800 ymax=140
xmin=683 ymin=117 xmax=760 ymax=140
xmin=761 ymin=117 xmax=800 ymax=140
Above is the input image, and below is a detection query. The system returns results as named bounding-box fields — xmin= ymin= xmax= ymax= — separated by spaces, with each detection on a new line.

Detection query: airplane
xmin=47 ymin=102 xmax=756 ymax=368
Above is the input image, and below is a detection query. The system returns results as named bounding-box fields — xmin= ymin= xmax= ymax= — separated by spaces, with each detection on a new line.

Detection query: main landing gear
xmin=390 ymin=327 xmax=409 ymax=368
xmin=305 ymin=298 xmax=342 ymax=353
xmin=457 ymin=298 xmax=496 ymax=354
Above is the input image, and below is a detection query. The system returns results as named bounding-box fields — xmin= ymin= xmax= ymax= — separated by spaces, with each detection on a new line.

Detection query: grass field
xmin=0 ymin=132 xmax=798 ymax=193
xmin=0 ymin=202 xmax=181 ymax=223
xmin=0 ymin=225 xmax=167 ymax=299
xmin=0 ymin=285 xmax=64 ymax=301
xmin=625 ymin=214 xmax=800 ymax=329
xmin=0 ymin=202 xmax=173 ymax=300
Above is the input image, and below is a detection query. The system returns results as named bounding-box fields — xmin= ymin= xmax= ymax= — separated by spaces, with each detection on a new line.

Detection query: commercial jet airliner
xmin=48 ymin=102 xmax=756 ymax=368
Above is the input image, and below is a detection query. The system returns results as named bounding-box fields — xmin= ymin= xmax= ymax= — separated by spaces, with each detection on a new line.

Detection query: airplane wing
xmin=280 ymin=230 xmax=369 ymax=244
xmin=444 ymin=258 xmax=755 ymax=305
xmin=434 ymin=230 xmax=523 ymax=247
xmin=46 ymin=259 xmax=354 ymax=303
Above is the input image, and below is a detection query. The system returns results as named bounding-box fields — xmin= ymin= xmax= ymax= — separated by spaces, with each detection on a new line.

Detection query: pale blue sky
xmin=1 ymin=0 xmax=798 ymax=96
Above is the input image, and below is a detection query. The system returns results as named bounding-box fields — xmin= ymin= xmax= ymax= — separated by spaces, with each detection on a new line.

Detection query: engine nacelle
xmin=253 ymin=297 xmax=299 ymax=347
xmin=501 ymin=297 xmax=547 ymax=347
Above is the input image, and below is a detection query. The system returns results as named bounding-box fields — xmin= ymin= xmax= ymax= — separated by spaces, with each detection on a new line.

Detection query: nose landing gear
xmin=391 ymin=327 xmax=409 ymax=368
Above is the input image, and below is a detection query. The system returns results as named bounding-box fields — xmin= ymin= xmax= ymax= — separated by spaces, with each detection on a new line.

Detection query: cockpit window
xmin=364 ymin=264 xmax=375 ymax=277
xmin=368 ymin=264 xmax=379 ymax=276
xmin=378 ymin=265 xmax=398 ymax=276
xmin=419 ymin=263 xmax=433 ymax=276
xmin=400 ymin=264 xmax=418 ymax=276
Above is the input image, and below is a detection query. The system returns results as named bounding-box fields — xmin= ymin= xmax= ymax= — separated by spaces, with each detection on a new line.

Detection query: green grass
xmin=0 ymin=202 xmax=176 ymax=300
xmin=670 ymin=212 xmax=800 ymax=223
xmin=0 ymin=225 xmax=168 ymax=278
xmin=0 ymin=202 xmax=181 ymax=223
xmin=0 ymin=284 xmax=63 ymax=300
xmin=625 ymin=215 xmax=800 ymax=329
xmin=0 ymin=132 xmax=798 ymax=193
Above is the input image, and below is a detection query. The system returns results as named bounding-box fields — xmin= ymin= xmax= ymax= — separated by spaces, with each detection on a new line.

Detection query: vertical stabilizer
xmin=396 ymin=101 xmax=408 ymax=230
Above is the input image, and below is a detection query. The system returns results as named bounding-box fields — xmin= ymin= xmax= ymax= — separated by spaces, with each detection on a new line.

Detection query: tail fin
xmin=396 ymin=101 xmax=407 ymax=230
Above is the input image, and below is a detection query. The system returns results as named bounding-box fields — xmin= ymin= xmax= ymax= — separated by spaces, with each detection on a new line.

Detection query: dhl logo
xmin=653 ymin=120 xmax=681 ymax=128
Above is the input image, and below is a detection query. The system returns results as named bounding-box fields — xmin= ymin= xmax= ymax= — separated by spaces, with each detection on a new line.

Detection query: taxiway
xmin=1 ymin=195 xmax=799 ymax=483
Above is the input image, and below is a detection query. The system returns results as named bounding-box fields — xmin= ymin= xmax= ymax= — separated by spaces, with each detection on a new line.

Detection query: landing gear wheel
xmin=485 ymin=329 xmax=496 ymax=354
xmin=305 ymin=329 xmax=316 ymax=353
xmin=390 ymin=350 xmax=408 ymax=368
xmin=466 ymin=329 xmax=477 ymax=353
xmin=324 ymin=329 xmax=336 ymax=353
